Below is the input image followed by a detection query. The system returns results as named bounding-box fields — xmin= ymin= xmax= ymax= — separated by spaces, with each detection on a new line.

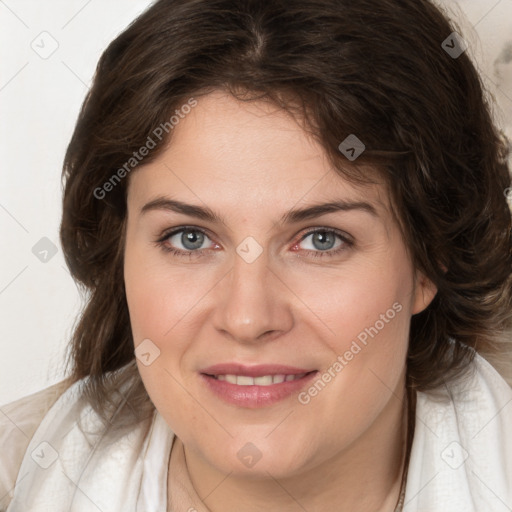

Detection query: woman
xmin=1 ymin=0 xmax=512 ymax=510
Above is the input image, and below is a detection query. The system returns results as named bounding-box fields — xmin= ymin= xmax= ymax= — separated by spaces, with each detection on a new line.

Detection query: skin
xmin=124 ymin=90 xmax=437 ymax=511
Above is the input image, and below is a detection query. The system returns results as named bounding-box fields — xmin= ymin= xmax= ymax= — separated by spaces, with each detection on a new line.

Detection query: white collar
xmin=7 ymin=353 xmax=512 ymax=511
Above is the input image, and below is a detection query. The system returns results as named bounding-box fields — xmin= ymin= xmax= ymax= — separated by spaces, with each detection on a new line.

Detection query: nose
xmin=211 ymin=248 xmax=294 ymax=345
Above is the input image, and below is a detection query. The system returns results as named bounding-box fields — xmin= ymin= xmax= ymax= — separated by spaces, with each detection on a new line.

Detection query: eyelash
xmin=155 ymin=226 xmax=354 ymax=260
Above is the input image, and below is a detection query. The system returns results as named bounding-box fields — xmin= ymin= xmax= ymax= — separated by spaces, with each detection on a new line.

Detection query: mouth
xmin=199 ymin=364 xmax=318 ymax=408
xmin=207 ymin=372 xmax=310 ymax=385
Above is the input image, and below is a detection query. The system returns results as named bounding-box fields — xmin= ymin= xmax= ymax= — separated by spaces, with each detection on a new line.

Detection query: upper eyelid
xmin=158 ymin=225 xmax=215 ymax=243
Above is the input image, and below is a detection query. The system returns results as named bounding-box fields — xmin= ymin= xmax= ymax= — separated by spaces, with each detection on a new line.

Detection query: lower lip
xmin=200 ymin=372 xmax=318 ymax=408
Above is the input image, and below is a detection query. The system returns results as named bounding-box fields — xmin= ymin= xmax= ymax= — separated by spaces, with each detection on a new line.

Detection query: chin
xmin=200 ymin=437 xmax=316 ymax=479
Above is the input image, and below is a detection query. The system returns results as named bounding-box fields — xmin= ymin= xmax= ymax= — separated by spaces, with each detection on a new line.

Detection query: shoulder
xmin=2 ymin=370 xmax=166 ymax=512
xmin=415 ymin=350 xmax=512 ymax=426
xmin=438 ymin=351 xmax=512 ymax=428
xmin=0 ymin=379 xmax=74 ymax=511
xmin=405 ymin=352 xmax=512 ymax=511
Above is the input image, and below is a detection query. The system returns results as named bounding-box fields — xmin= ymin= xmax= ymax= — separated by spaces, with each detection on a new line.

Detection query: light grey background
xmin=1 ymin=0 xmax=511 ymax=405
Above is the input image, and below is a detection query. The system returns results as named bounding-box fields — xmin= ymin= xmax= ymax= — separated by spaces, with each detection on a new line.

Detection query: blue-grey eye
xmin=301 ymin=231 xmax=341 ymax=251
xmin=170 ymin=229 xmax=209 ymax=251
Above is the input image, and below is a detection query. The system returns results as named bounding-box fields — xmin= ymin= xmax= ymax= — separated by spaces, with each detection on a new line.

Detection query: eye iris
xmin=312 ymin=231 xmax=336 ymax=251
xmin=182 ymin=230 xmax=204 ymax=250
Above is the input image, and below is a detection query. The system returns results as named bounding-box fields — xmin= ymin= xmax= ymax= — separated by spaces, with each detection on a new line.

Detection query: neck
xmin=176 ymin=378 xmax=411 ymax=512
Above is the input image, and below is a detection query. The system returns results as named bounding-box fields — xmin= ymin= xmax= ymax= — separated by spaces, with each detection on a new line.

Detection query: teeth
xmin=225 ymin=374 xmax=237 ymax=384
xmin=213 ymin=373 xmax=307 ymax=385
xmin=254 ymin=375 xmax=273 ymax=385
xmin=237 ymin=375 xmax=254 ymax=386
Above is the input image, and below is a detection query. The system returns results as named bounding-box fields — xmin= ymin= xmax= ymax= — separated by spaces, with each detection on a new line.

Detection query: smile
xmin=199 ymin=366 xmax=318 ymax=408
xmin=211 ymin=373 xmax=308 ymax=385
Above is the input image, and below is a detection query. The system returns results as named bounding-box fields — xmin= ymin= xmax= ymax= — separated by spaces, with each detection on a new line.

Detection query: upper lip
xmin=200 ymin=363 xmax=316 ymax=377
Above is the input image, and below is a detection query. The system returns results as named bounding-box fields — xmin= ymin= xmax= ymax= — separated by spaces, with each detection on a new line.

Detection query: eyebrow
xmin=140 ymin=197 xmax=379 ymax=224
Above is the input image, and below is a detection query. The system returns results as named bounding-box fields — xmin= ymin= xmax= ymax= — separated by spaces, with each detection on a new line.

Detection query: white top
xmin=1 ymin=352 xmax=511 ymax=511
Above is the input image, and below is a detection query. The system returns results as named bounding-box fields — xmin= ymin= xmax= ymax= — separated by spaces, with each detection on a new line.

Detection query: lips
xmin=199 ymin=363 xmax=318 ymax=408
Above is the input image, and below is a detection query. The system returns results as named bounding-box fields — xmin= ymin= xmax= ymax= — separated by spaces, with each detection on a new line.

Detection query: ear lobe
xmin=411 ymin=271 xmax=438 ymax=315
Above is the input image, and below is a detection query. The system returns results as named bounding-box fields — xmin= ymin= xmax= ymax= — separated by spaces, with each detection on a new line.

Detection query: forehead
xmin=127 ymin=90 xmax=391 ymax=217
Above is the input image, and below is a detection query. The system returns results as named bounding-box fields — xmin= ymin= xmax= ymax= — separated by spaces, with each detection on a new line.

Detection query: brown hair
xmin=60 ymin=0 xmax=512 ymax=426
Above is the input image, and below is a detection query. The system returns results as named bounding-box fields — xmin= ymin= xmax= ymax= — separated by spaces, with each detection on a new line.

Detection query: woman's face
xmin=124 ymin=90 xmax=436 ymax=479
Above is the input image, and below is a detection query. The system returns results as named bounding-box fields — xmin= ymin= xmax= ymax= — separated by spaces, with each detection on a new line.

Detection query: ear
xmin=411 ymin=270 xmax=438 ymax=315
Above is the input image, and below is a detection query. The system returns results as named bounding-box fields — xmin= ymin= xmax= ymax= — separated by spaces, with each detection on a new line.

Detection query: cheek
xmin=124 ymin=243 xmax=203 ymax=437
xmin=291 ymin=248 xmax=412 ymax=412
xmin=288 ymin=250 xmax=413 ymax=353
xmin=123 ymin=239 xmax=213 ymax=399
xmin=124 ymin=238 xmax=204 ymax=344
xmin=124 ymin=267 xmax=167 ymax=344
xmin=297 ymin=302 xmax=409 ymax=457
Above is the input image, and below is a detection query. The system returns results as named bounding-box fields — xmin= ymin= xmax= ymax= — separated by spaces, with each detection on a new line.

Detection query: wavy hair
xmin=59 ymin=0 xmax=512 ymax=426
